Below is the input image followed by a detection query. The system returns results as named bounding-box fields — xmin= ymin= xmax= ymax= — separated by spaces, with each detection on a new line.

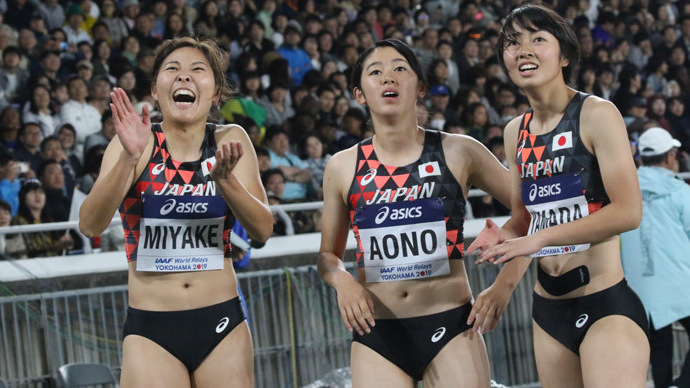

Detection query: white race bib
xmin=354 ymin=198 xmax=450 ymax=283
xmin=522 ymin=172 xmax=590 ymax=257
xmin=137 ymin=194 xmax=226 ymax=272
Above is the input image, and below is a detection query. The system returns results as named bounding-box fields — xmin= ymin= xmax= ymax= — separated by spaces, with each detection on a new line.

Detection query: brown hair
xmin=151 ymin=36 xmax=234 ymax=105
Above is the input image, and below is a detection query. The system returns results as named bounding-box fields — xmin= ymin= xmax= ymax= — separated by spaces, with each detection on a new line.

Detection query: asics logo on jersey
xmin=160 ymin=198 xmax=209 ymax=216
xmin=374 ymin=206 xmax=423 ymax=225
xmin=575 ymin=314 xmax=589 ymax=328
xmin=216 ymin=317 xmax=230 ymax=333
xmin=360 ymin=168 xmax=377 ymax=186
xmin=431 ymin=327 xmax=446 ymax=343
xmin=151 ymin=162 xmax=166 ymax=175
xmin=528 ymin=182 xmax=562 ymax=202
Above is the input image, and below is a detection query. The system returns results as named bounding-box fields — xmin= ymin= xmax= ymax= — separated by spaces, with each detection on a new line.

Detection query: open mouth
xmin=172 ymin=89 xmax=196 ymax=105
xmin=382 ymin=91 xmax=399 ymax=98
xmin=519 ymin=64 xmax=538 ymax=72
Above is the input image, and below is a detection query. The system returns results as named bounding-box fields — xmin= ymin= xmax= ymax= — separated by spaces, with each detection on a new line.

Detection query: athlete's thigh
xmin=580 ymin=315 xmax=649 ymax=388
xmin=532 ymin=321 xmax=583 ymax=388
xmin=350 ymin=342 xmax=415 ymax=388
xmin=192 ymin=321 xmax=254 ymax=388
xmin=423 ymin=329 xmax=490 ymax=388
xmin=120 ymin=335 xmax=191 ymax=388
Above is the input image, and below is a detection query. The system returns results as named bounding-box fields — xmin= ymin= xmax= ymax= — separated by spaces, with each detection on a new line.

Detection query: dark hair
xmin=497 ymin=4 xmax=580 ymax=83
xmin=261 ymin=168 xmax=285 ymax=187
xmin=254 ymin=146 xmax=270 ymax=158
xmin=641 ymin=150 xmax=672 ymax=166
xmin=37 ymin=159 xmax=60 ymax=181
xmin=151 ymin=36 xmax=233 ymax=105
xmin=350 ymin=39 xmax=427 ymax=94
xmin=0 ymin=199 xmax=11 ymax=214
xmin=40 ymin=136 xmax=61 ymax=153
xmin=28 ymin=84 xmax=56 ymax=116
xmin=17 ymin=180 xmax=47 ymax=223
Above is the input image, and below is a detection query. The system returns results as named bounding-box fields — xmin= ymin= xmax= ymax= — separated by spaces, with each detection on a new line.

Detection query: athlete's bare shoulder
xmin=214 ymin=123 xmax=249 ymax=142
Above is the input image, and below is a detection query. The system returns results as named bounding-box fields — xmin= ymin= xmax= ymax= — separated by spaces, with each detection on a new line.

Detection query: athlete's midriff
xmin=126 ymin=260 xmax=240 ymax=311
xmin=360 ymin=260 xmax=472 ymax=319
xmin=535 ymin=237 xmax=624 ymax=300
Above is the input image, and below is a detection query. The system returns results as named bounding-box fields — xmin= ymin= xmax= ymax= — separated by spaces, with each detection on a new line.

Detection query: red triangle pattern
xmin=385 ymin=165 xmax=397 ymax=176
xmin=178 ymin=170 xmax=194 ymax=184
xmin=349 ymin=194 xmax=361 ymax=210
xmin=447 ymin=229 xmax=459 ymax=244
xmin=532 ymin=145 xmax=546 ymax=161
xmin=358 ymin=159 xmax=367 ymax=172
xmin=374 ymin=175 xmax=390 ymax=189
xmin=391 ymin=173 xmax=409 ymax=188
xmin=361 ymin=144 xmax=374 ymax=159
xmin=165 ymin=168 xmax=176 ymax=182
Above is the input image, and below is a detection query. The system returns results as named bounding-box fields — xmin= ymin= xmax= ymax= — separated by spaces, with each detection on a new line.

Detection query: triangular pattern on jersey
xmin=347 ymin=130 xmax=467 ymax=267
xmin=119 ymin=123 xmax=235 ymax=262
xmin=517 ymin=92 xmax=610 ymax=206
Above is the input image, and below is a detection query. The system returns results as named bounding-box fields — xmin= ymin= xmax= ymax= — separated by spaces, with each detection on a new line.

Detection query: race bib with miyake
xmin=355 ymin=198 xmax=450 ymax=283
xmin=522 ymin=172 xmax=590 ymax=257
xmin=137 ymin=194 xmax=226 ymax=272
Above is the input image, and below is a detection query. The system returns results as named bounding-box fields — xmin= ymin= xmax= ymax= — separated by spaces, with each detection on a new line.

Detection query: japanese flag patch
xmin=201 ymin=156 xmax=216 ymax=176
xmin=552 ymin=132 xmax=573 ymax=151
xmin=419 ymin=161 xmax=441 ymax=178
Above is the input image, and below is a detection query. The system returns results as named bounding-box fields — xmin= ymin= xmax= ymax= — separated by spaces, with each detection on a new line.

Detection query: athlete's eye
xmin=166 ymin=66 xmax=178 ymax=71
xmin=369 ymin=69 xmax=381 ymax=76
xmin=534 ymin=36 xmax=546 ymax=43
xmin=506 ymin=40 xmax=519 ymax=47
xmin=395 ymin=66 xmax=407 ymax=72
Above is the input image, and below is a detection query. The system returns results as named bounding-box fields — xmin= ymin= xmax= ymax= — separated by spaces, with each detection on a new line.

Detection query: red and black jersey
xmin=119 ymin=123 xmax=234 ymax=262
xmin=347 ymin=129 xmax=466 ymax=267
xmin=517 ymin=92 xmax=610 ymax=213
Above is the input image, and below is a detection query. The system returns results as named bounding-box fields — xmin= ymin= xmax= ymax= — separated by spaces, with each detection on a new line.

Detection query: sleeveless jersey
xmin=517 ymin=92 xmax=609 ymax=257
xmin=119 ymin=123 xmax=234 ymax=269
xmin=347 ymin=130 xmax=466 ymax=283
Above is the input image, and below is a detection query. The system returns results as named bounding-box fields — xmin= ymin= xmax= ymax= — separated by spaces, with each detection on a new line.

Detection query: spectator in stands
xmin=194 ymin=0 xmax=222 ymax=38
xmin=255 ymin=146 xmax=271 ymax=174
xmin=55 ymin=123 xmax=82 ymax=174
xmin=0 ymin=198 xmax=26 ymax=259
xmin=264 ymin=127 xmax=311 ymax=201
xmin=621 ymin=128 xmax=690 ymax=388
xmin=0 ymin=106 xmax=20 ymax=151
xmin=11 ymin=179 xmax=73 ymax=258
xmin=301 ymin=133 xmax=330 ymax=200
xmin=59 ymin=76 xmax=101 ymax=148
xmin=613 ymin=66 xmax=644 ymax=118
xmin=88 ymin=75 xmax=112 ymax=115
xmin=76 ymin=143 xmax=104 ymax=194
xmin=462 ymin=102 xmax=490 ymax=142
xmin=0 ymin=145 xmax=20 ymax=216
xmin=13 ymin=122 xmax=43 ymax=172
xmin=40 ymin=136 xmax=77 ymax=196
xmin=277 ymin=19 xmax=313 ymax=86
xmin=38 ymin=159 xmax=71 ymax=218
xmin=22 ymin=84 xmax=59 ymax=137
xmin=62 ymin=3 xmax=92 ymax=45
xmin=5 ymin=0 xmax=35 ymax=31
xmin=35 ymin=0 xmax=65 ymax=31
xmin=261 ymin=168 xmax=285 ymax=199
xmin=83 ymin=110 xmax=114 ymax=157
xmin=260 ymin=81 xmax=294 ymax=128
xmin=132 ymin=11 xmax=161 ymax=52
xmin=437 ymin=39 xmax=460 ymax=94
xmin=0 ymin=46 xmax=29 ymax=105
xmin=97 ymin=0 xmax=128 ymax=47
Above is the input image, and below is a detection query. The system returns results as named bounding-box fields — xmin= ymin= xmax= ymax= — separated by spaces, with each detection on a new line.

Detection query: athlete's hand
xmin=110 ymin=87 xmax=151 ymax=160
xmin=467 ymin=219 xmax=504 ymax=262
xmin=210 ymin=141 xmax=243 ymax=182
xmin=467 ymin=282 xmax=512 ymax=333
xmin=477 ymin=234 xmax=542 ymax=265
xmin=334 ymin=276 xmax=375 ymax=336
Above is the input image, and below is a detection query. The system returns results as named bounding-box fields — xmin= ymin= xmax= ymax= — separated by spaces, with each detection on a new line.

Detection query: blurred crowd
xmin=1 ymin=0 xmax=689 ymax=258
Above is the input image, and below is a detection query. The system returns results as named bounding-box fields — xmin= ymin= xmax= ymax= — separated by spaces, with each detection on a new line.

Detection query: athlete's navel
xmin=183 ymin=283 xmax=191 ymax=289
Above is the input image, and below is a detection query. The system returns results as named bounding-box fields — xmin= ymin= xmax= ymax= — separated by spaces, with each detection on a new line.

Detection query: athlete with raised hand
xmin=79 ymin=37 xmax=272 ymax=387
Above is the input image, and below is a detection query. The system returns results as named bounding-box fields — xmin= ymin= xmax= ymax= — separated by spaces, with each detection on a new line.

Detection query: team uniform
xmin=517 ymin=92 xmax=648 ymax=355
xmin=347 ymin=129 xmax=471 ymax=380
xmin=120 ymin=123 xmax=245 ymax=371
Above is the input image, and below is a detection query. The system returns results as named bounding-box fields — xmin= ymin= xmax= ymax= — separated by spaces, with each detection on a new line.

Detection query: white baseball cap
xmin=638 ymin=127 xmax=681 ymax=156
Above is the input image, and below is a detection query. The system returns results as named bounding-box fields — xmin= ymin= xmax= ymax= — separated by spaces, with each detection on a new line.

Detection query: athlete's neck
xmin=160 ymin=120 xmax=207 ymax=162
xmin=525 ymin=84 xmax=577 ymax=134
xmin=370 ymin=121 xmax=425 ymax=166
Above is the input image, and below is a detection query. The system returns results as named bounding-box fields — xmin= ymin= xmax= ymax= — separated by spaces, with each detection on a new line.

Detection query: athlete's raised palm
xmin=110 ymin=87 xmax=151 ymax=160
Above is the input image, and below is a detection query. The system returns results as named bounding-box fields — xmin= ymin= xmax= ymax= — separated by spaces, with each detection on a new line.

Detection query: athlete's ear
xmin=560 ymin=56 xmax=570 ymax=69
xmin=417 ymin=83 xmax=426 ymax=99
xmin=151 ymin=83 xmax=158 ymax=102
xmin=354 ymin=87 xmax=367 ymax=105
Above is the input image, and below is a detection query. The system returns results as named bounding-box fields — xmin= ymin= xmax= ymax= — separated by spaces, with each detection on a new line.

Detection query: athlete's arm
xmin=468 ymin=117 xmax=532 ymax=332
xmin=79 ymin=88 xmax=152 ymax=237
xmin=317 ymin=149 xmax=375 ymax=336
xmin=214 ymin=125 xmax=273 ymax=243
xmin=478 ymin=97 xmax=642 ymax=264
